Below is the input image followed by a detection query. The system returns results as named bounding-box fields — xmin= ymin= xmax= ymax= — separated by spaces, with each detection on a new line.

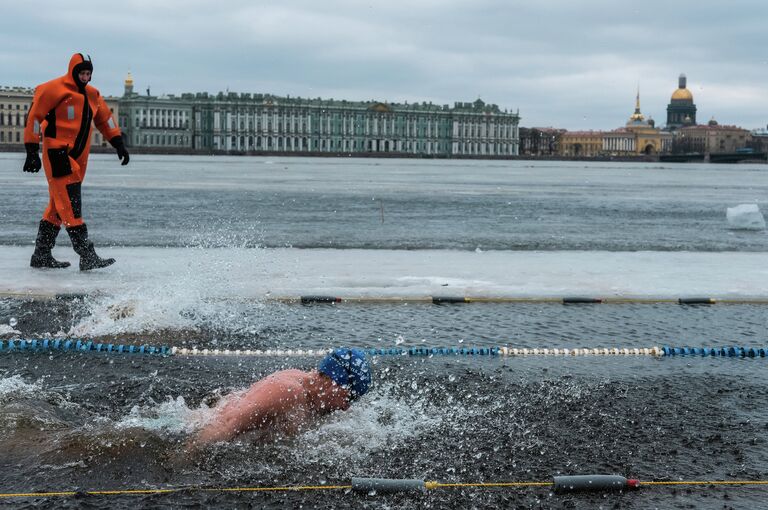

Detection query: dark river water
xmin=1 ymin=154 xmax=767 ymax=508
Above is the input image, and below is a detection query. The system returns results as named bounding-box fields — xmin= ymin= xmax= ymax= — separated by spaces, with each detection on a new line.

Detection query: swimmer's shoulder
xmin=260 ymin=369 xmax=313 ymax=391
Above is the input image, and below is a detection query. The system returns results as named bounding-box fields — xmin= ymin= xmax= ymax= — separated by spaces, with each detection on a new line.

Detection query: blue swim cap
xmin=317 ymin=348 xmax=372 ymax=399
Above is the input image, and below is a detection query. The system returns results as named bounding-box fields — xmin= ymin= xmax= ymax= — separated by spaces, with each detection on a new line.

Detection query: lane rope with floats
xmin=282 ymin=295 xmax=750 ymax=305
xmin=1 ymin=339 xmax=768 ymax=359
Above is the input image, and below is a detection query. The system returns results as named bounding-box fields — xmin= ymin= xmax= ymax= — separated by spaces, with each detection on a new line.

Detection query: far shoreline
xmin=1 ymin=145 xmax=765 ymax=164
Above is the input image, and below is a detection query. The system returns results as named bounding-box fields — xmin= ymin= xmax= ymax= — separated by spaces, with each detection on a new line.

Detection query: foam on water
xmin=72 ymin=290 xmax=211 ymax=337
xmin=65 ymin=246 xmax=272 ymax=337
xmin=0 ymin=374 xmax=41 ymax=402
xmin=115 ymin=396 xmax=216 ymax=435
xmin=0 ymin=375 xmax=83 ymax=432
xmin=292 ymin=383 xmax=444 ymax=466
xmin=70 ymin=293 xmax=270 ymax=338
xmin=0 ymin=324 xmax=21 ymax=336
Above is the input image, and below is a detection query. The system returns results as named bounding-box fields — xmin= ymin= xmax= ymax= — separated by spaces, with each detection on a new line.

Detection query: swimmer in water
xmin=190 ymin=348 xmax=371 ymax=446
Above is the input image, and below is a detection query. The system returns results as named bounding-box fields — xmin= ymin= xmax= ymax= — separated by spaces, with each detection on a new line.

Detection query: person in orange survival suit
xmin=23 ymin=53 xmax=129 ymax=271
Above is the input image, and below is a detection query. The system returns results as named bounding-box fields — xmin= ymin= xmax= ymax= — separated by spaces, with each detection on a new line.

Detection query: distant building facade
xmin=749 ymin=128 xmax=768 ymax=153
xmin=118 ymin=73 xmax=193 ymax=149
xmin=674 ymin=119 xmax=751 ymax=154
xmin=518 ymin=127 xmax=564 ymax=156
xmin=0 ymin=87 xmax=33 ymax=146
xmin=118 ymin=75 xmax=520 ymax=157
xmin=0 ymin=86 xmax=118 ymax=149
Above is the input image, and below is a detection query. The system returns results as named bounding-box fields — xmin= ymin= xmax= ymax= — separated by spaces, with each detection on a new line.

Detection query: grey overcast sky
xmin=2 ymin=0 xmax=766 ymax=130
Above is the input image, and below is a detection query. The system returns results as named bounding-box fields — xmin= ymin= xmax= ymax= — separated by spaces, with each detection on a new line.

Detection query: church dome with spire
xmin=666 ymin=73 xmax=697 ymax=129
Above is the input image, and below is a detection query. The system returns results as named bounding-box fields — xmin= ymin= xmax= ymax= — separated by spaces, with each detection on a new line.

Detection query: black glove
xmin=109 ymin=136 xmax=130 ymax=166
xmin=23 ymin=143 xmax=41 ymax=173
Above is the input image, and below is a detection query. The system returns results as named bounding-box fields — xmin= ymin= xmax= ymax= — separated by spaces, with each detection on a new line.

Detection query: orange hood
xmin=66 ymin=53 xmax=93 ymax=92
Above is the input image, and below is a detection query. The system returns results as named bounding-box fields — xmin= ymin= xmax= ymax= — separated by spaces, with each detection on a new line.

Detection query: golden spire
xmin=125 ymin=71 xmax=134 ymax=86
xmin=629 ymin=87 xmax=645 ymax=122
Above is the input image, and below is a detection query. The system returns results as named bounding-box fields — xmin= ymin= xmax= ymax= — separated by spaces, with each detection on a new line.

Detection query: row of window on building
xmin=133 ymin=132 xmax=518 ymax=155
xmin=184 ymin=134 xmax=517 ymax=155
xmin=1 ymin=131 xmax=21 ymax=143
xmin=0 ymin=112 xmax=25 ymax=126
xmin=0 ymin=129 xmax=109 ymax=147
xmin=0 ymin=102 xmax=28 ymax=130
xmin=140 ymin=133 xmax=190 ymax=146
xmin=134 ymin=108 xmax=190 ymax=130
xmin=176 ymin=110 xmax=517 ymax=140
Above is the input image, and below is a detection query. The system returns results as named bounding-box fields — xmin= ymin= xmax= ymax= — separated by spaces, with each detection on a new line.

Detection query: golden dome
xmin=125 ymin=72 xmax=134 ymax=86
xmin=671 ymin=87 xmax=693 ymax=101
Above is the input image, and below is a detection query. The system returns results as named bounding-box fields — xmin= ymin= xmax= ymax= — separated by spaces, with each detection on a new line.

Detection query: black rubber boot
xmin=30 ymin=220 xmax=71 ymax=269
xmin=66 ymin=224 xmax=116 ymax=271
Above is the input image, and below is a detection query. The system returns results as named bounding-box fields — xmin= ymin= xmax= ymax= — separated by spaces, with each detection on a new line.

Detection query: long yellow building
xmin=559 ymin=131 xmax=604 ymax=157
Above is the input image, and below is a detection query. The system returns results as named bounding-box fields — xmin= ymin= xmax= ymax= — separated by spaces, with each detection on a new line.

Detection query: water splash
xmin=289 ymin=383 xmax=444 ymax=466
xmin=0 ymin=375 xmax=42 ymax=402
xmin=67 ymin=245 xmax=271 ymax=337
xmin=115 ymin=396 xmax=215 ymax=435
xmin=0 ymin=324 xmax=20 ymax=336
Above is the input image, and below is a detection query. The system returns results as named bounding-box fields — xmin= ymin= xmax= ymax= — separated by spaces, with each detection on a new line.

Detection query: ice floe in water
xmin=727 ymin=203 xmax=766 ymax=230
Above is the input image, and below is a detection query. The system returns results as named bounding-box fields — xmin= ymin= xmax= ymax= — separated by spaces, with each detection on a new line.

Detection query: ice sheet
xmin=2 ymin=246 xmax=768 ymax=300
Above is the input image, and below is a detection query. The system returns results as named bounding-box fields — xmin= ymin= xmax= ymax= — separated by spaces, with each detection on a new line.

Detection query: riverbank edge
xmin=2 ymin=145 xmax=766 ymax=163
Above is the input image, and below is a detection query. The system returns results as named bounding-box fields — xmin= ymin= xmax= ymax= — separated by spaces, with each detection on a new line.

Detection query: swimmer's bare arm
xmin=191 ymin=383 xmax=293 ymax=445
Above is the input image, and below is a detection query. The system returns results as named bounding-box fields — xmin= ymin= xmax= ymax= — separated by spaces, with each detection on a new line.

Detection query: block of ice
xmin=726 ymin=204 xmax=766 ymax=230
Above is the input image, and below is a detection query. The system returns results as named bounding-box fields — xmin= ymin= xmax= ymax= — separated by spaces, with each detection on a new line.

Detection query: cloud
xmin=3 ymin=0 xmax=766 ymax=130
